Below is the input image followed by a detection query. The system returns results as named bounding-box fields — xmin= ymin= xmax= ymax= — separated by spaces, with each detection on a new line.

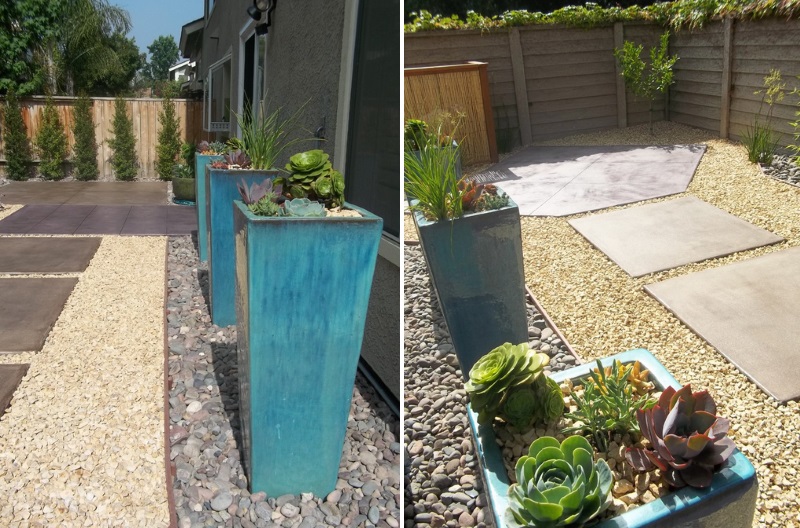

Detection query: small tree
xmin=3 ymin=90 xmax=33 ymax=181
xmin=156 ymin=86 xmax=181 ymax=180
xmin=614 ymin=31 xmax=678 ymax=134
xmin=108 ymin=97 xmax=138 ymax=181
xmin=35 ymin=97 xmax=68 ymax=180
xmin=72 ymin=92 xmax=99 ymax=181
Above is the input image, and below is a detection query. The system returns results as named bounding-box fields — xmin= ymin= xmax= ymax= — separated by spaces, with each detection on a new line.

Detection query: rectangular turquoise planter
xmin=469 ymin=349 xmax=758 ymax=528
xmin=233 ymin=200 xmax=383 ymax=496
xmin=206 ymin=168 xmax=279 ymax=326
xmin=194 ymin=154 xmax=224 ymax=262
xmin=413 ymin=189 xmax=528 ymax=376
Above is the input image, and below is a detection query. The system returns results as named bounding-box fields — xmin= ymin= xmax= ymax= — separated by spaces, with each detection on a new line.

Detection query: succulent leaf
xmin=508 ymin=436 xmax=613 ymax=528
xmin=625 ymin=383 xmax=736 ymax=489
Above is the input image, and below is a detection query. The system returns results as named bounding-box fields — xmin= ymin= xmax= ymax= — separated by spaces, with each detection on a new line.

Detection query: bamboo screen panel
xmin=404 ymin=62 xmax=498 ymax=167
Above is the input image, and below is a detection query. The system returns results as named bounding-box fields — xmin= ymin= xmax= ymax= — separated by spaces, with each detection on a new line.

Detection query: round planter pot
xmin=173 ymin=177 xmax=196 ymax=202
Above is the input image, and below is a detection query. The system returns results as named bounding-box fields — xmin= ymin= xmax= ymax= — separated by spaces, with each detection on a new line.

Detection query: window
xmin=204 ymin=57 xmax=231 ymax=133
xmin=241 ymin=33 xmax=267 ymax=118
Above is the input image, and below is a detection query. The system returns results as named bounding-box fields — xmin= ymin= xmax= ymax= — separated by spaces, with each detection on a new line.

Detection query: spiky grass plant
xmin=233 ymin=99 xmax=308 ymax=170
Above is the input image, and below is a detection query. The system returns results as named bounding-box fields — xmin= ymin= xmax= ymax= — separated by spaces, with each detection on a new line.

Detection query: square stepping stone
xmin=645 ymin=246 xmax=800 ymax=402
xmin=0 ymin=278 xmax=77 ymax=352
xmin=0 ymin=237 xmax=100 ymax=273
xmin=0 ymin=364 xmax=29 ymax=416
xmin=569 ymin=196 xmax=783 ymax=277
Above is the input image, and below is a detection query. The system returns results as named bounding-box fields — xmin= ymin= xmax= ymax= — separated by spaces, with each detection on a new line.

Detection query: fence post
xmin=509 ymin=28 xmax=533 ymax=146
xmin=720 ymin=17 xmax=734 ymax=139
xmin=613 ymin=22 xmax=628 ymax=129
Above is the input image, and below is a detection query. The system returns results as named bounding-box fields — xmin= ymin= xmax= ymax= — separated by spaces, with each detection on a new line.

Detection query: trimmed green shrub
xmin=3 ymin=90 xmax=32 ymax=181
xmin=156 ymin=88 xmax=181 ymax=181
xmin=35 ymin=97 xmax=68 ymax=180
xmin=108 ymin=97 xmax=138 ymax=181
xmin=72 ymin=92 xmax=99 ymax=181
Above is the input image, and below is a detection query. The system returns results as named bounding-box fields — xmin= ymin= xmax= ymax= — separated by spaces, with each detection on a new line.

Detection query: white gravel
xmin=0 ymin=236 xmax=170 ymax=526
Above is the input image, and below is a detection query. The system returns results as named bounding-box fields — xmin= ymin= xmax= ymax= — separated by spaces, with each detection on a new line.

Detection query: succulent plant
xmin=625 ymin=384 xmax=736 ymax=489
xmin=197 ymin=140 xmax=228 ymax=155
xmin=237 ymin=178 xmax=281 ymax=205
xmin=224 ymin=150 xmax=252 ymax=169
xmin=282 ymin=197 xmax=327 ymax=217
xmin=508 ymin=435 xmax=613 ymax=528
xmin=249 ymin=196 xmax=281 ymax=217
xmin=459 ymin=179 xmax=486 ymax=211
xmin=465 ymin=342 xmax=551 ymax=426
xmin=503 ymin=376 xmax=564 ymax=429
xmin=404 ymin=118 xmax=429 ymax=151
xmin=279 ymin=150 xmax=345 ymax=208
xmin=209 ymin=160 xmax=228 ymax=169
xmin=226 ymin=137 xmax=245 ymax=152
xmin=563 ymin=359 xmax=656 ymax=452
xmin=593 ymin=360 xmax=653 ymax=398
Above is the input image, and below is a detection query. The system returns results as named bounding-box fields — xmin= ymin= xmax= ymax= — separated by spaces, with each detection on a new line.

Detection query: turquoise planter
xmin=469 ymin=349 xmax=758 ymax=528
xmin=413 ymin=189 xmax=528 ymax=376
xmin=194 ymin=154 xmax=224 ymax=262
xmin=233 ymin=200 xmax=382 ymax=496
xmin=206 ymin=168 xmax=279 ymax=326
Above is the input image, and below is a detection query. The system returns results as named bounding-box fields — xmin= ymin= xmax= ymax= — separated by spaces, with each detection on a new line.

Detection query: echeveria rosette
xmin=625 ymin=384 xmax=736 ymax=489
xmin=508 ymin=436 xmax=613 ymax=528
xmin=503 ymin=376 xmax=565 ymax=429
xmin=465 ymin=342 xmax=549 ymax=426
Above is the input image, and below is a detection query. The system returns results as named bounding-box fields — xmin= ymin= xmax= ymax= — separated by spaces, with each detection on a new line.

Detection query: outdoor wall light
xmin=247 ymin=0 xmax=276 ymax=35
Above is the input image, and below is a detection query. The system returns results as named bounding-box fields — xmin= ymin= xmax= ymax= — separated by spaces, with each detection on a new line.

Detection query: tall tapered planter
xmin=233 ymin=200 xmax=382 ymax=496
xmin=413 ymin=190 xmax=528 ymax=376
xmin=195 ymin=154 xmax=224 ymax=262
xmin=206 ymin=168 xmax=278 ymax=326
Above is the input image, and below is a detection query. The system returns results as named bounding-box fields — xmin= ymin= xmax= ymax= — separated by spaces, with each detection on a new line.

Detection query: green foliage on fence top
xmin=405 ymin=0 xmax=800 ymax=33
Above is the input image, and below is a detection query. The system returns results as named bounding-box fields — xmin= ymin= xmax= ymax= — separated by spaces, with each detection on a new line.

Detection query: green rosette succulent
xmin=508 ymin=436 xmax=613 ymax=528
xmin=280 ymin=149 xmax=345 ymax=207
xmin=502 ymin=376 xmax=565 ymax=429
xmin=465 ymin=342 xmax=549 ymax=426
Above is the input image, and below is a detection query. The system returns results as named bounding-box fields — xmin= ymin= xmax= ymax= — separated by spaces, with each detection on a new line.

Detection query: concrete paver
xmin=569 ymin=196 xmax=784 ymax=277
xmin=0 ymin=277 xmax=78 ymax=352
xmin=645 ymin=246 xmax=800 ymax=402
xmin=0 ymin=181 xmax=168 ymax=205
xmin=474 ymin=145 xmax=705 ymax=216
xmin=0 ymin=237 xmax=100 ymax=273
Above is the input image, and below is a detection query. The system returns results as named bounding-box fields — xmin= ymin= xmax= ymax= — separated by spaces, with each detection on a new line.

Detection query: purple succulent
xmin=625 ymin=384 xmax=736 ymax=489
xmin=224 ymin=150 xmax=252 ymax=169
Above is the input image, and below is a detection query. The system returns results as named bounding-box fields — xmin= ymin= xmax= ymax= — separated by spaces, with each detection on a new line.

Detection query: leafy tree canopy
xmin=404 ymin=0 xmax=656 ymax=21
xmin=145 ymin=35 xmax=180 ymax=82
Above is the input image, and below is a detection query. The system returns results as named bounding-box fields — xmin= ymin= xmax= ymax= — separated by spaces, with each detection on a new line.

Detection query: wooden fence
xmin=0 ymin=96 xmax=209 ymax=180
xmin=405 ymin=18 xmax=800 ymax=151
xmin=404 ymin=62 xmax=498 ymax=166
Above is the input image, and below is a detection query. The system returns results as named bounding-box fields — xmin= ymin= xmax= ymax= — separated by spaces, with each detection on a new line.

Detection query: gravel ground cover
xmin=403 ymin=244 xmax=575 ymax=528
xmin=762 ymin=155 xmax=800 ymax=188
xmin=0 ymin=236 xmax=170 ymax=526
xmin=404 ymin=122 xmax=800 ymax=527
xmin=167 ymin=235 xmax=401 ymax=528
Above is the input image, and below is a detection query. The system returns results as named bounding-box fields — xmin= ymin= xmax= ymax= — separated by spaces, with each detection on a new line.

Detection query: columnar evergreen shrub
xmin=108 ymin=97 xmax=138 ymax=181
xmin=72 ymin=92 xmax=99 ymax=181
xmin=156 ymin=87 xmax=181 ymax=181
xmin=35 ymin=97 xmax=68 ymax=180
xmin=3 ymin=90 xmax=32 ymax=181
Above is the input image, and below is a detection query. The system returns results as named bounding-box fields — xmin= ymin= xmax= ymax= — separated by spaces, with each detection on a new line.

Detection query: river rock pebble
xmin=403 ymin=244 xmax=578 ymax=528
xmin=168 ymin=235 xmax=400 ymax=527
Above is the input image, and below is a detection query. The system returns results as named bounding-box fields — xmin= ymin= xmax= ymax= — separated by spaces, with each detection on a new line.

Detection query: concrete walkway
xmin=472 ymin=145 xmax=705 ymax=216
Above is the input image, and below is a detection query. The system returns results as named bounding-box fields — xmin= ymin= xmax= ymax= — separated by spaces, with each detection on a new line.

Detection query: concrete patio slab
xmin=570 ymin=197 xmax=783 ymax=277
xmin=0 ymin=181 xmax=168 ymax=205
xmin=0 ymin=277 xmax=77 ymax=352
xmin=0 ymin=237 xmax=100 ymax=273
xmin=0 ymin=364 xmax=29 ymax=416
xmin=645 ymin=246 xmax=800 ymax=402
xmin=0 ymin=204 xmax=196 ymax=235
xmin=473 ymin=145 xmax=705 ymax=216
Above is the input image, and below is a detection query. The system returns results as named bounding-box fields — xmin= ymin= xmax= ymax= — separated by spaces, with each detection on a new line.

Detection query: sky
xmin=119 ymin=0 xmax=204 ymax=60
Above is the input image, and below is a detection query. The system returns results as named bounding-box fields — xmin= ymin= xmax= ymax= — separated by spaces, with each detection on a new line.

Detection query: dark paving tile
xmin=33 ymin=205 xmax=96 ymax=235
xmin=0 ymin=204 xmax=60 ymax=234
xmin=120 ymin=205 xmax=168 ymax=235
xmin=0 ymin=182 xmax=82 ymax=204
xmin=569 ymin=196 xmax=784 ymax=277
xmin=645 ymin=246 xmax=800 ymax=402
xmin=74 ymin=205 xmax=131 ymax=235
xmin=0 ymin=277 xmax=78 ymax=352
xmin=0 ymin=181 xmax=167 ymax=205
xmin=0 ymin=237 xmax=101 ymax=273
xmin=166 ymin=206 xmax=197 ymax=235
xmin=0 ymin=364 xmax=29 ymax=416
